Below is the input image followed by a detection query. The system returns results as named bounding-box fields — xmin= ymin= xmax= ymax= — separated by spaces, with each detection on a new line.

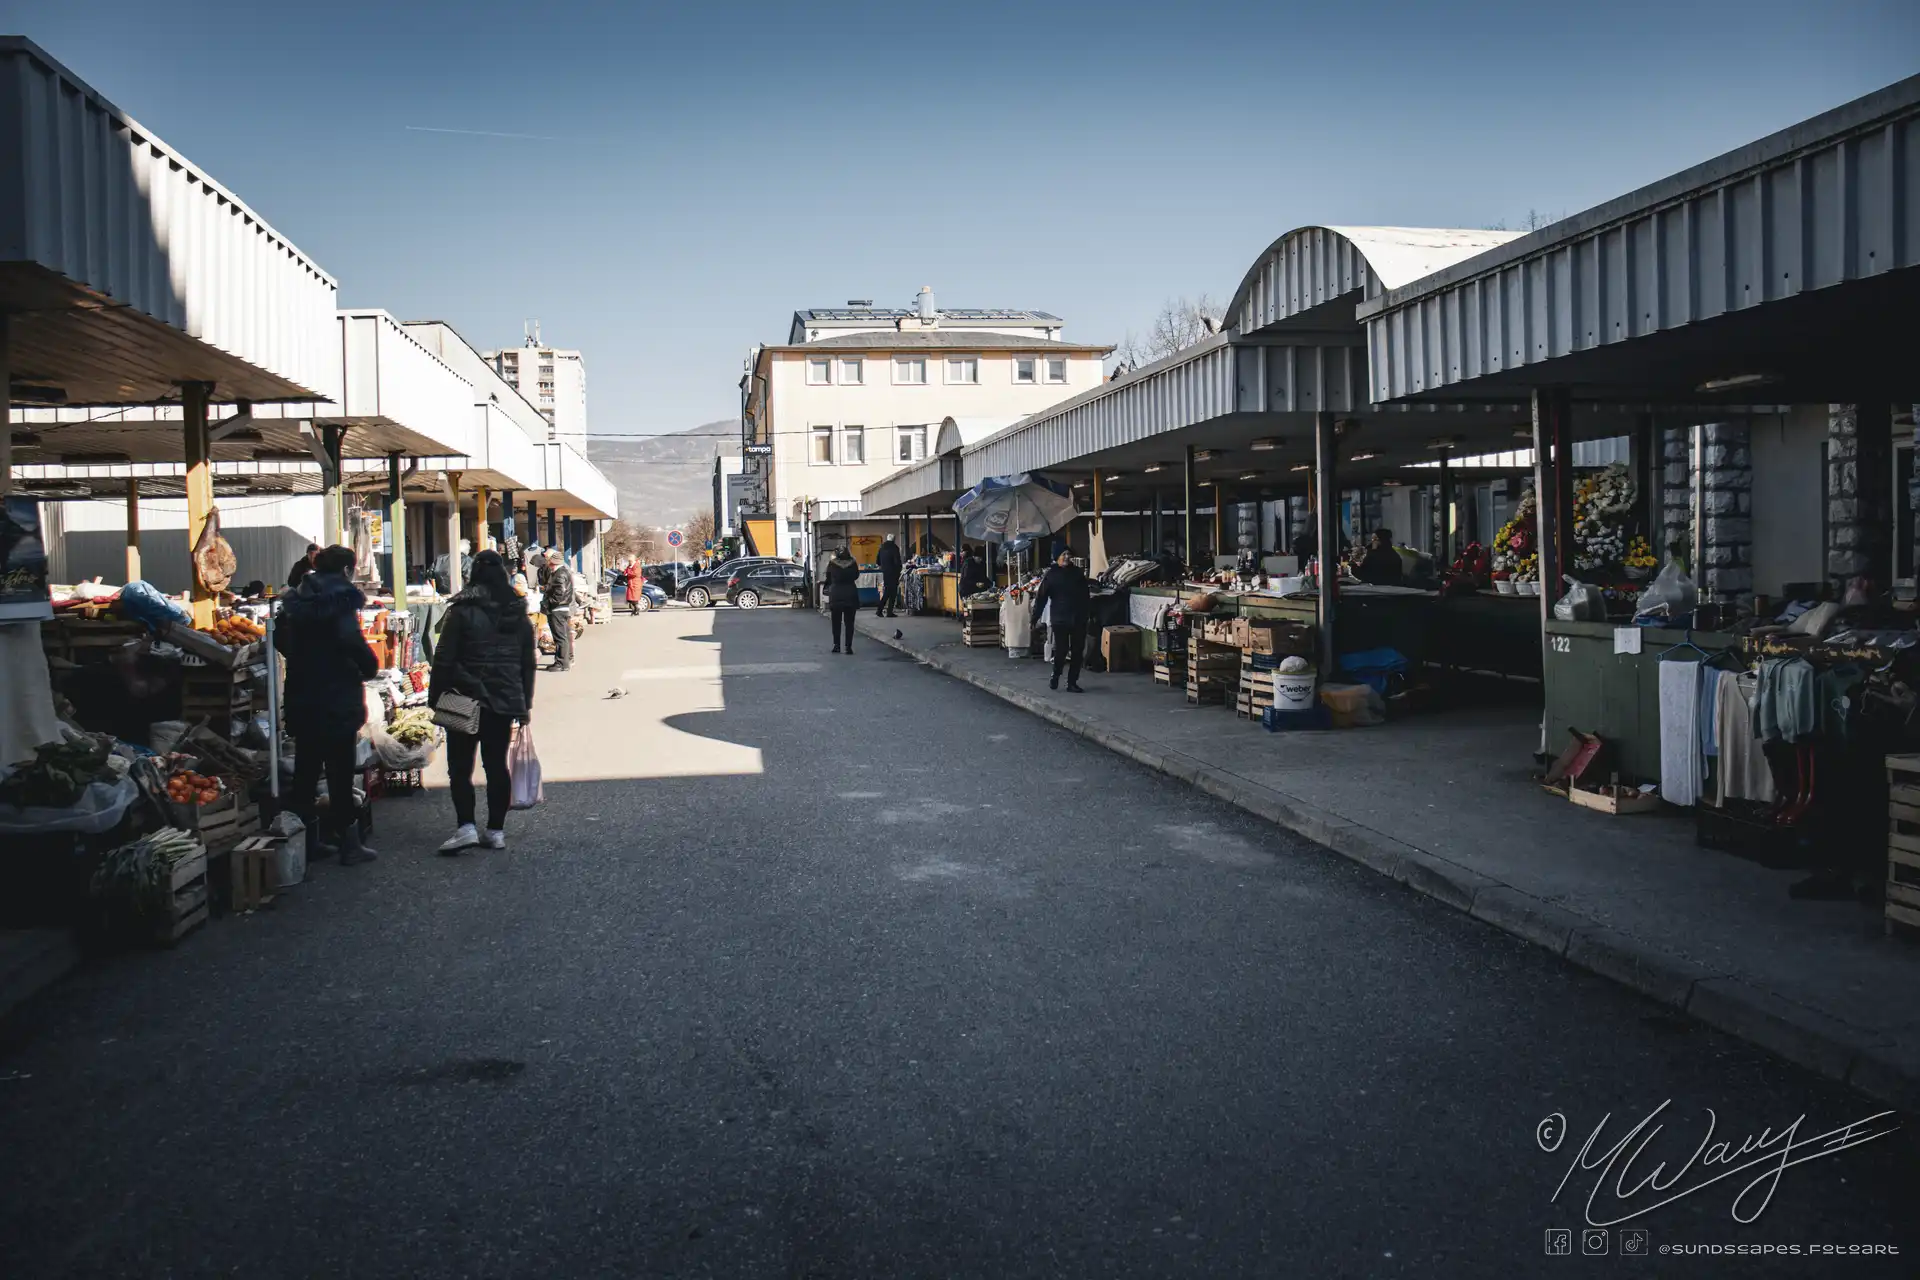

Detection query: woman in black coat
xmin=274 ymin=545 xmax=380 ymax=865
xmin=823 ymin=547 xmax=862 ymax=655
xmin=430 ymin=550 xmax=537 ymax=853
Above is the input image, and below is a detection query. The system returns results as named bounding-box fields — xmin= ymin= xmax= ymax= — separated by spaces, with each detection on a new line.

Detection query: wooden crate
xmin=1885 ymin=756 xmax=1920 ymax=941
xmin=1569 ymin=785 xmax=1662 ymax=816
xmin=169 ymin=793 xmax=261 ymax=855
xmin=42 ymin=617 xmax=146 ymax=664
xmin=228 ymin=835 xmax=282 ymax=912
xmin=154 ymin=851 xmax=210 ymax=945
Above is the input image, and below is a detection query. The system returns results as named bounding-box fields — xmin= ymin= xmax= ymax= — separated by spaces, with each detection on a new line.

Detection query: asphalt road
xmin=0 ymin=605 xmax=1914 ymax=1278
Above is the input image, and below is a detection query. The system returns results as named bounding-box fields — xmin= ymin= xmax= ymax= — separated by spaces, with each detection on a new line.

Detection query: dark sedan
xmin=726 ymin=562 xmax=808 ymax=609
xmin=680 ymin=557 xmax=787 ymax=608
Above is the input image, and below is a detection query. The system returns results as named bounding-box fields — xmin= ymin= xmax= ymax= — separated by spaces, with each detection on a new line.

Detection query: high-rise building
xmin=484 ymin=322 xmax=587 ymax=448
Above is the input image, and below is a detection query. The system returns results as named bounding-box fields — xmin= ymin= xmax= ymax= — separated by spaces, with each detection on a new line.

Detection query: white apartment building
xmin=484 ymin=329 xmax=588 ymax=448
xmin=741 ymin=288 xmax=1112 ymax=558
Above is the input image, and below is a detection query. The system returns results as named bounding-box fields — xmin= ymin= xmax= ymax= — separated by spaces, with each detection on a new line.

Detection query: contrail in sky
xmin=405 ymin=125 xmax=557 ymax=141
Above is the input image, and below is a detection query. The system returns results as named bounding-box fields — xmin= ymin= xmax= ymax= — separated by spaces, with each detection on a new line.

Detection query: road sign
xmin=666 ymin=530 xmax=684 ymax=548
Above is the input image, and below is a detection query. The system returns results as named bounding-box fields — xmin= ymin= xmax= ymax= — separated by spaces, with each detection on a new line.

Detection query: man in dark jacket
xmin=822 ymin=547 xmax=862 ymax=654
xmin=1031 ymin=549 xmax=1092 ymax=692
xmin=958 ymin=546 xmax=988 ymax=597
xmin=1356 ymin=529 xmax=1405 ymax=585
xmin=875 ymin=534 xmax=904 ymax=618
xmin=541 ymin=550 xmax=577 ymax=671
xmin=274 ymin=545 xmax=379 ymax=864
xmin=286 ymin=543 xmax=319 ymax=590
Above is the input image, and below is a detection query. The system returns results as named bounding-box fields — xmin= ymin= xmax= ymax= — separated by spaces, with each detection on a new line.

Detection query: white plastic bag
xmin=0 ymin=774 xmax=138 ymax=835
xmin=1634 ymin=558 xmax=1698 ymax=621
xmin=1552 ymin=576 xmax=1606 ymax=623
xmin=508 ymin=724 xmax=543 ymax=810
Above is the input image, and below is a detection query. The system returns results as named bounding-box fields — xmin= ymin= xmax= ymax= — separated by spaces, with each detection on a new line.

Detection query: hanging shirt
xmin=1754 ymin=657 xmax=1818 ymax=744
xmin=1715 ymin=674 xmax=1776 ymax=806
xmin=1697 ymin=665 xmax=1725 ymax=758
xmin=1658 ymin=659 xmax=1703 ymax=807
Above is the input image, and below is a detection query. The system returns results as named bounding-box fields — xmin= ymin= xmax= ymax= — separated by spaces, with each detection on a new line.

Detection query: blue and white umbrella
xmin=952 ymin=473 xmax=1078 ymax=546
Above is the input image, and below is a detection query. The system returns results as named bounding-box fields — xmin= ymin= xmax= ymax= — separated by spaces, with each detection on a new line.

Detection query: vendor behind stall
xmin=1356 ymin=529 xmax=1406 ymax=586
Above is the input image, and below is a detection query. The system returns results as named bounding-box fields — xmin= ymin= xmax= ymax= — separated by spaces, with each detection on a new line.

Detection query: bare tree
xmin=684 ymin=510 xmax=716 ymax=550
xmin=602 ymin=519 xmax=647 ymax=565
xmin=1112 ymin=295 xmax=1222 ymax=373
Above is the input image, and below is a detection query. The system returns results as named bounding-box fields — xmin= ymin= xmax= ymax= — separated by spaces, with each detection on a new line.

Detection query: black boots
xmin=304 ymin=823 xmax=338 ymax=863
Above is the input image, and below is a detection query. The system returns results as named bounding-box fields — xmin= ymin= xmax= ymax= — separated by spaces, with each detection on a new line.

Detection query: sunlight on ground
xmin=426 ymin=608 xmax=766 ymax=787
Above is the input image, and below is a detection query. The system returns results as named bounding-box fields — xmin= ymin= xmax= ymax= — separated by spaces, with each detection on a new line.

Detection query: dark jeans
xmin=1051 ymin=622 xmax=1087 ymax=686
xmin=879 ymin=573 xmax=901 ymax=614
xmin=291 ymin=729 xmax=359 ymax=838
xmin=830 ymin=606 xmax=856 ymax=649
xmin=447 ymin=708 xmax=515 ymax=830
xmin=549 ymin=608 xmax=573 ymax=668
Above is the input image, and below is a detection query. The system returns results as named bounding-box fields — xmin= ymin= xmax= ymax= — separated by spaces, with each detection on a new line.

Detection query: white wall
xmin=1750 ymin=408 xmax=1827 ymax=598
xmin=766 ymin=347 xmax=1105 ymax=522
xmin=45 ymin=494 xmax=324 ymax=594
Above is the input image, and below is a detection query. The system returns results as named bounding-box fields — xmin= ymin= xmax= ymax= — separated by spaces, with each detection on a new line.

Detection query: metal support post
xmin=1437 ymin=453 xmax=1454 ymax=565
xmin=1183 ymin=446 xmax=1196 ymax=575
xmin=1314 ymin=412 xmax=1339 ymax=674
xmin=442 ymin=471 xmax=464 ymax=594
xmin=387 ymin=452 xmax=408 ymax=599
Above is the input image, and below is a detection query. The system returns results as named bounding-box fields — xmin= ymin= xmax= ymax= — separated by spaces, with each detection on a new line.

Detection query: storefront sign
xmin=743 ymin=443 xmax=773 ymax=456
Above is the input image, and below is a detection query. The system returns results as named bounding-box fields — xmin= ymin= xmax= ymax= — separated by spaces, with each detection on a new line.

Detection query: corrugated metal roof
xmin=0 ymin=37 xmax=339 ymax=403
xmin=1228 ymin=226 xmax=1522 ymax=336
xmin=1360 ymin=74 xmax=1920 ymax=403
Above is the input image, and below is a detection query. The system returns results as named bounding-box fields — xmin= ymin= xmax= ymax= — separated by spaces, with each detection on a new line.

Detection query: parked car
xmin=680 ymin=557 xmax=786 ymax=608
xmin=726 ymin=562 xmax=808 ymax=609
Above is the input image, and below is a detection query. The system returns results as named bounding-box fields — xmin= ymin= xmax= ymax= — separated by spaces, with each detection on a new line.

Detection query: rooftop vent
xmin=847 ymin=299 xmax=873 ymax=307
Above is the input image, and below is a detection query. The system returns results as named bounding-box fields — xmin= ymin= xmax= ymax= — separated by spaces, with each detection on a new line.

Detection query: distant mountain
xmin=588 ymin=420 xmax=740 ymax=527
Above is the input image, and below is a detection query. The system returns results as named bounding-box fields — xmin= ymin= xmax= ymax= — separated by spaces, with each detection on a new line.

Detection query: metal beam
xmin=1314 ymin=412 xmax=1339 ymax=672
xmin=1183 ymin=444 xmax=1195 ymax=575
xmin=387 ymin=452 xmax=408 ymax=599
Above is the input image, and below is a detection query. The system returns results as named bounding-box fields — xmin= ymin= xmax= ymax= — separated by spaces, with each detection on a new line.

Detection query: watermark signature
xmin=1536 ymin=1100 xmax=1900 ymax=1227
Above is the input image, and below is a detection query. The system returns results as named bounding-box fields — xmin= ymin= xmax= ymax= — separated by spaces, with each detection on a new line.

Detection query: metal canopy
xmin=1229 ymin=226 xmax=1522 ymax=336
xmin=1361 ymin=74 xmax=1920 ymax=405
xmin=1 ymin=39 xmax=339 ymax=406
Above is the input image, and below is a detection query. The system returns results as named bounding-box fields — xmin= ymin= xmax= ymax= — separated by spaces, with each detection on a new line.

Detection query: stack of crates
xmin=959 ymin=599 xmax=1002 ymax=648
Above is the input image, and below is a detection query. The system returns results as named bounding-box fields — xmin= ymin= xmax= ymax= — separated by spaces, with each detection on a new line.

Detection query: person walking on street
xmin=274 ymin=544 xmax=380 ymax=865
xmin=430 ymin=550 xmax=535 ymax=854
xmin=1031 ymin=548 xmax=1091 ymax=693
xmin=876 ymin=534 xmax=904 ymax=618
xmin=542 ymin=550 xmax=576 ymax=671
xmin=823 ymin=546 xmax=861 ymax=654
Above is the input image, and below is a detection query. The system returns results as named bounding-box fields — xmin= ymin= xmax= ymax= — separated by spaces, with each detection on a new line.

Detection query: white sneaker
xmin=483 ymin=829 xmax=506 ymax=849
xmin=438 ymin=823 xmax=479 ymax=855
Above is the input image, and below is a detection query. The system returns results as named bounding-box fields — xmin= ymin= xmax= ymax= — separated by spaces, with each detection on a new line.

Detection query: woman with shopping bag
xmin=429 ymin=550 xmax=535 ymax=853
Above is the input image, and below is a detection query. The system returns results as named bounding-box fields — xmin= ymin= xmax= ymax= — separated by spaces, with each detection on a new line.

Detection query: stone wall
xmin=1698 ymin=421 xmax=1753 ymax=607
xmin=1661 ymin=427 xmax=1691 ymax=563
xmin=1827 ymin=403 xmax=1893 ymax=592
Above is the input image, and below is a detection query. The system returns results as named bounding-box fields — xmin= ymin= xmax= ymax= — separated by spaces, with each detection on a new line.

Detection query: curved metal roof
xmin=1227 ymin=225 xmax=1521 ymax=336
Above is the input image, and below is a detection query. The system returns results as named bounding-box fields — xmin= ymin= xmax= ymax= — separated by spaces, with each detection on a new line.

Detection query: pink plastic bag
xmin=508 ymin=724 xmax=543 ymax=810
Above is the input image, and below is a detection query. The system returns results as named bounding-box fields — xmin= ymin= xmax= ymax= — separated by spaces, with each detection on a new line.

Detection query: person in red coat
xmin=622 ymin=559 xmax=645 ymax=615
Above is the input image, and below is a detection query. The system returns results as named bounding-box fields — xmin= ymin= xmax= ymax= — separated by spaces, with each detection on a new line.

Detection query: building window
xmin=842 ymin=426 xmax=865 ymax=464
xmin=807 ymin=358 xmax=832 ymax=385
xmin=893 ymin=357 xmax=927 ymax=385
xmin=945 ymin=356 xmax=979 ymax=385
xmin=838 ymin=358 xmax=863 ymax=385
xmin=1013 ymin=356 xmax=1037 ymax=384
xmin=896 ymin=426 xmax=927 ymax=463
xmin=810 ymin=426 xmax=834 ymax=464
xmin=539 ymin=364 xmax=554 ymax=376
xmin=1046 ymin=357 xmax=1068 ymax=384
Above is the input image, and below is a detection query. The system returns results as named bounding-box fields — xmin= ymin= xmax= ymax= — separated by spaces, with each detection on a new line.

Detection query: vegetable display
xmin=166 ymin=770 xmax=224 ymax=806
xmin=91 ymin=828 xmax=200 ymax=914
xmin=0 ymin=735 xmax=118 ymax=808
xmin=198 ymin=615 xmax=264 ymax=646
xmin=387 ymin=707 xmax=438 ymax=747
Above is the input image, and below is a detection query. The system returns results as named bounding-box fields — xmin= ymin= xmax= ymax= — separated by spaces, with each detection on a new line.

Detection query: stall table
xmin=1543 ymin=619 xmax=1735 ymax=783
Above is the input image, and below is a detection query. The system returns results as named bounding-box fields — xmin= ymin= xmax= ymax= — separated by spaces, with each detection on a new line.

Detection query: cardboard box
xmin=1102 ymin=625 xmax=1144 ymax=672
xmin=1243 ymin=618 xmax=1316 ymax=658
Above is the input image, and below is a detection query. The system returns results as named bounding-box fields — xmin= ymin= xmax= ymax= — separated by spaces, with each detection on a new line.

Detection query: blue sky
xmin=11 ymin=1 xmax=1917 ymax=435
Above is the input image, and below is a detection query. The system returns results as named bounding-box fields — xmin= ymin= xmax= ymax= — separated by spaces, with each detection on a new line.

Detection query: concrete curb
xmin=862 ymin=617 xmax=1918 ymax=1109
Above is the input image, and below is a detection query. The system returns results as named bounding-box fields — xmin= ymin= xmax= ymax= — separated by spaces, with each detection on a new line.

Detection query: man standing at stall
xmin=542 ymin=549 xmax=577 ymax=672
xmin=1031 ymin=548 xmax=1091 ymax=693
xmin=876 ymin=534 xmax=904 ymax=619
xmin=286 ymin=543 xmax=319 ymax=590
